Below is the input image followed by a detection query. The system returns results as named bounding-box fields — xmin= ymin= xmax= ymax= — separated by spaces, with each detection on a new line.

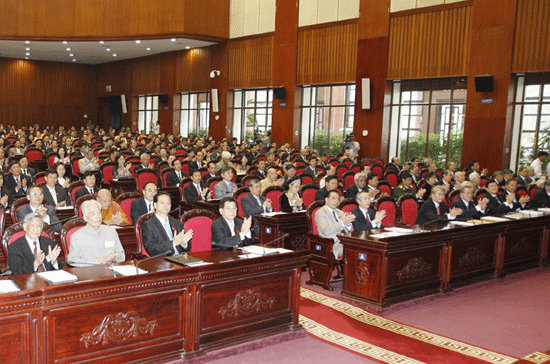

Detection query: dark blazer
xmin=303 ymin=166 xmax=318 ymax=177
xmin=452 ymin=197 xmax=483 ymax=219
xmin=74 ymin=186 xmax=99 ymax=201
xmin=344 ymin=184 xmax=363 ymax=200
xmin=142 ymin=215 xmax=189 ymax=256
xmin=280 ymin=192 xmax=304 ymax=213
xmin=42 ymin=184 xmax=72 ymax=207
xmin=131 ymin=197 xmax=153 ymax=225
xmin=315 ymin=187 xmax=330 ymax=201
xmin=351 ymin=206 xmax=379 ymax=232
xmin=415 ymin=198 xmax=450 ymax=225
xmin=21 ymin=167 xmax=36 ymax=177
xmin=184 ymin=182 xmax=206 ymax=206
xmin=252 ymin=169 xmax=267 ymax=179
xmin=241 ymin=193 xmax=271 ymax=236
xmin=189 ymin=161 xmax=204 ymax=172
xmin=516 ymin=175 xmax=532 ymax=187
xmin=484 ymin=193 xmax=512 ymax=215
xmin=134 ymin=164 xmax=148 ymax=173
xmin=202 ymin=173 xmax=217 ymax=185
xmin=4 ymin=174 xmax=32 ymax=195
xmin=166 ymin=170 xmax=184 ymax=187
xmin=211 ymin=217 xmax=254 ymax=249
xmin=16 ymin=205 xmax=62 ymax=232
xmin=0 ymin=186 xmax=13 ymax=207
xmin=8 ymin=236 xmax=63 ymax=275
xmin=530 ymin=189 xmax=550 ymax=209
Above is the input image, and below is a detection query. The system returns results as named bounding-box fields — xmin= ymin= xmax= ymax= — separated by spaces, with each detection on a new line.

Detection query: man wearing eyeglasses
xmin=16 ymin=185 xmax=62 ymax=231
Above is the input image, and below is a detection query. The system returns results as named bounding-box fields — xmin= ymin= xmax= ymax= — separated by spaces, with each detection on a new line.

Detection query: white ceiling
xmin=0 ymin=38 xmax=216 ymax=65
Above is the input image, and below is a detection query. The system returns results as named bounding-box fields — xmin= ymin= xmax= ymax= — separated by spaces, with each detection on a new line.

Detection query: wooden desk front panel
xmin=342 ymin=246 xmax=384 ymax=303
xmin=0 ymin=313 xmax=34 ymax=364
xmin=502 ymin=221 xmax=546 ymax=274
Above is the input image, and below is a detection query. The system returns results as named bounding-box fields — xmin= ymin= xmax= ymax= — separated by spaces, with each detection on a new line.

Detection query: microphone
xmin=262 ymin=233 xmax=289 ymax=255
xmin=135 ymin=250 xmax=172 ymax=274
xmin=49 ymin=215 xmax=79 ymax=227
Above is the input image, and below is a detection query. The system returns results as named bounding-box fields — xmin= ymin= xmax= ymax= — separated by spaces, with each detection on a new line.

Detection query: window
xmin=388 ymin=78 xmax=466 ymax=166
xmin=510 ymin=73 xmax=550 ymax=171
xmin=232 ymin=88 xmax=273 ymax=143
xmin=179 ymin=91 xmax=210 ymax=138
xmin=137 ymin=95 xmax=159 ymax=134
xmin=301 ymin=84 xmax=355 ymax=155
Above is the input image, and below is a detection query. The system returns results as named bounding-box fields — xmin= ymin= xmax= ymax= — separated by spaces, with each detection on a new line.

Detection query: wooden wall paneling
xmin=158 ymin=52 xmax=176 ymax=135
xmin=228 ymin=36 xmax=274 ymax=90
xmin=184 ymin=0 xmax=230 ymax=39
xmin=387 ymin=4 xmax=472 ymax=79
xmin=296 ymin=22 xmax=358 ymax=85
xmin=512 ymin=0 xmax=550 ymax=73
xmin=176 ymin=48 xmax=212 ymax=93
xmin=131 ymin=56 xmax=161 ymax=95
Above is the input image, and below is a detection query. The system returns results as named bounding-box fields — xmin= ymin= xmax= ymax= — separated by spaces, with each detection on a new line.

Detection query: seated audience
xmin=19 ymin=157 xmax=36 ymax=178
xmin=184 ymin=170 xmax=210 ymax=205
xmin=17 ymin=186 xmax=62 ymax=232
xmin=484 ymin=180 xmax=518 ymax=215
xmin=0 ymin=173 xmax=12 ymax=208
xmin=315 ymin=190 xmax=355 ymax=258
xmin=415 ymin=186 xmax=463 ymax=225
xmin=252 ymin=160 xmax=267 ymax=179
xmin=56 ymin=163 xmax=70 ymax=189
xmin=503 ymin=179 xmax=530 ymax=210
xmin=319 ymin=164 xmax=336 ymax=188
xmin=211 ymin=197 xmax=255 ymax=249
xmin=215 ymin=151 xmax=234 ymax=171
xmin=282 ymin=163 xmax=297 ymax=183
xmin=202 ymin=161 xmax=218 ymax=184
xmin=351 ymin=191 xmax=385 ymax=232
xmin=5 ymin=161 xmax=32 ymax=195
xmin=78 ymin=148 xmax=100 ymax=172
xmin=315 ymin=175 xmax=339 ymax=201
xmin=114 ymin=154 xmax=132 ymax=179
xmin=531 ymin=180 xmax=550 ymax=209
xmin=260 ymin=167 xmax=284 ymax=194
xmin=134 ymin=153 xmax=153 ymax=172
xmin=242 ymin=179 xmax=273 ymax=236
xmin=97 ymin=189 xmax=130 ymax=226
xmin=131 ymin=181 xmax=158 ymax=224
xmin=67 ymin=200 xmax=125 ymax=266
xmin=303 ymin=156 xmax=320 ymax=178
xmin=142 ymin=192 xmax=193 ymax=256
xmin=166 ymin=159 xmax=185 ymax=187
xmin=8 ymin=212 xmax=62 ymax=275
xmin=280 ymin=177 xmax=304 ymax=213
xmin=214 ymin=166 xmax=237 ymax=199
xmin=516 ymin=166 xmax=533 ymax=187
xmin=42 ymin=168 xmax=71 ymax=208
xmin=75 ymin=171 xmax=99 ymax=200
xmin=344 ymin=172 xmax=367 ymax=200
xmin=452 ymin=184 xmax=488 ymax=219
xmin=393 ymin=172 xmax=426 ymax=201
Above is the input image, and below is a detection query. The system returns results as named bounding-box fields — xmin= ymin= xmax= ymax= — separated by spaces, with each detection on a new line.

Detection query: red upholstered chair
xmin=378 ymin=180 xmax=393 ymax=196
xmin=376 ymin=196 xmax=397 ymax=227
xmin=342 ymin=158 xmax=354 ymax=168
xmin=335 ymin=164 xmax=349 ymax=180
xmin=516 ymin=185 xmax=528 ymax=198
xmin=126 ymin=156 xmax=139 ymax=163
xmin=294 ymin=160 xmax=306 ymax=167
xmin=298 ymin=173 xmax=315 ymax=185
xmin=75 ymin=194 xmax=96 ymax=217
xmin=180 ymin=162 xmax=191 ymax=177
xmin=135 ymin=213 xmax=155 ymax=258
xmin=25 ymin=147 xmax=44 ymax=162
xmin=59 ymin=217 xmax=86 ymax=258
xmin=361 ymin=157 xmax=372 ymax=166
xmin=100 ymin=162 xmax=115 ymax=185
xmin=135 ymin=168 xmax=157 ymax=191
xmin=241 ymin=175 xmax=261 ymax=187
xmin=350 ymin=163 xmax=362 ymax=173
xmin=529 ymin=185 xmax=539 ymax=200
xmin=480 ymin=175 xmax=489 ymax=188
xmin=371 ymin=164 xmax=384 ymax=179
xmin=206 ymin=176 xmax=223 ymax=199
xmin=246 ymin=166 xmax=259 ymax=175
xmin=329 ymin=158 xmax=340 ymax=167
xmin=300 ymin=184 xmax=320 ymax=209
xmin=295 ymin=165 xmax=305 ymax=174
xmin=67 ymin=181 xmax=85 ymax=205
xmin=384 ymin=170 xmax=400 ymax=188
xmin=160 ymin=167 xmax=174 ymax=188
xmin=71 ymin=157 xmax=83 ymax=176
xmin=2 ymin=222 xmax=56 ymax=266
xmin=47 ymin=152 xmax=59 ymax=167
xmin=447 ymin=189 xmax=461 ymax=209
xmin=9 ymin=198 xmax=30 ymax=224
xmin=178 ymin=177 xmax=193 ymax=202
xmin=338 ymin=198 xmax=358 ymax=213
xmin=233 ymin=186 xmax=250 ymax=216
xmin=33 ymin=171 xmax=46 ymax=184
xmin=262 ymin=186 xmax=285 ymax=212
xmin=398 ymin=194 xmax=419 ymax=225
xmin=342 ymin=171 xmax=356 ymax=191
xmin=305 ymin=200 xmax=341 ymax=291
xmin=115 ymin=192 xmax=143 ymax=225
xmin=373 ymin=157 xmax=385 ymax=166
xmin=476 ymin=188 xmax=488 ymax=201
xmin=180 ymin=209 xmax=218 ymax=253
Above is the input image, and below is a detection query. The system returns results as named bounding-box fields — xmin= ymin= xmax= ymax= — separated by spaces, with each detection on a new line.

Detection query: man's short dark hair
xmin=367 ymin=172 xmax=378 ymax=183
xmin=308 ymin=156 xmax=317 ymax=162
xmin=207 ymin=161 xmax=217 ymax=168
xmin=220 ymin=166 xmax=233 ymax=175
xmin=538 ymin=151 xmax=548 ymax=158
xmin=325 ymin=175 xmax=338 ymax=184
xmin=143 ymin=181 xmax=157 ymax=191
xmin=425 ymin=172 xmax=436 ymax=181
xmin=45 ymin=168 xmax=57 ymax=177
xmin=326 ymin=190 xmax=340 ymax=199
xmin=401 ymin=172 xmax=412 ymax=180
xmin=153 ymin=191 xmax=171 ymax=203
xmin=83 ymin=171 xmax=95 ymax=179
xmin=486 ymin=179 xmax=499 ymax=188
xmin=285 ymin=163 xmax=296 ymax=171
xmin=219 ymin=196 xmax=236 ymax=209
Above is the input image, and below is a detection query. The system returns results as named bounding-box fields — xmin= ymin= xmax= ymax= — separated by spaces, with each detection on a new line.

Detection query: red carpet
xmin=299 ymin=287 xmax=540 ymax=364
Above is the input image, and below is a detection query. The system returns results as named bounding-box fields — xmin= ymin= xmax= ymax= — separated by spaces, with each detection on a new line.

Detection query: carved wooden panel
xmin=503 ymin=228 xmax=543 ymax=272
xmin=343 ymin=247 xmax=381 ymax=301
xmin=447 ymin=235 xmax=498 ymax=287
xmin=0 ymin=313 xmax=33 ymax=364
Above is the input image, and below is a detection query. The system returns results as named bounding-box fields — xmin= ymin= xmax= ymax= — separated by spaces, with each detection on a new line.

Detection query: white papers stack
xmin=481 ymin=216 xmax=510 ymax=223
xmin=0 ymin=280 xmax=20 ymax=293
xmin=184 ymin=261 xmax=213 ymax=267
xmin=518 ymin=210 xmax=545 ymax=217
xmin=110 ymin=266 xmax=148 ymax=276
xmin=56 ymin=206 xmax=74 ymax=210
xmin=37 ymin=270 xmax=78 ymax=284
xmin=241 ymin=245 xmax=281 ymax=255
xmin=370 ymin=232 xmax=407 ymax=239
xmin=449 ymin=221 xmax=475 ymax=226
xmin=538 ymin=208 xmax=550 ymax=213
xmin=261 ymin=212 xmax=287 ymax=216
xmin=385 ymin=227 xmax=414 ymax=234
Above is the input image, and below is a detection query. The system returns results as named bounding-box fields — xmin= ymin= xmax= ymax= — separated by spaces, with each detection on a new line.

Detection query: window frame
xmin=232 ymin=88 xmax=273 ymax=143
xmin=178 ymin=91 xmax=211 ymax=138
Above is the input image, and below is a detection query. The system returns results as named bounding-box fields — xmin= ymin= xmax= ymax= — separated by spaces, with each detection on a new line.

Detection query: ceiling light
xmin=146 ymin=47 xmax=151 ymax=51
xmin=25 ymin=40 xmax=30 ymax=44
xmin=66 ymin=47 xmax=71 ymax=51
xmin=171 ymin=38 xmax=176 ymax=42
xmin=99 ymin=40 xmax=104 ymax=44
xmin=106 ymin=48 xmax=111 ymax=51
xmin=69 ymin=53 xmax=74 ymax=57
xmin=113 ymin=54 xmax=117 ymax=57
xmin=72 ymin=59 xmax=76 ymax=62
xmin=185 ymin=46 xmax=191 ymax=49
xmin=63 ymin=41 xmax=68 ymax=44
xmin=136 ymin=40 xmax=141 ymax=44
xmin=25 ymin=52 xmax=30 ymax=56
xmin=25 ymin=57 xmax=29 ymax=59
xmin=26 ymin=47 xmax=30 ymax=51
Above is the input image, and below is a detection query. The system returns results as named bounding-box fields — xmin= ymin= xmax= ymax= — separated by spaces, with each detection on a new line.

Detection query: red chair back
xmin=60 ymin=218 xmax=86 ymax=255
xmin=263 ymin=186 xmax=285 ymax=212
xmin=25 ymin=148 xmax=43 ymax=162
xmin=310 ymin=205 xmax=323 ymax=235
xmin=342 ymin=172 xmax=356 ymax=191
xmin=234 ymin=187 xmax=250 ymax=216
xmin=376 ymin=196 xmax=396 ymax=226
xmin=101 ymin=163 xmax=115 ymax=185
xmin=384 ymin=171 xmax=399 ymax=188
xmin=298 ymin=173 xmax=315 ymax=185
xmin=161 ymin=167 xmax=174 ymax=188
xmin=135 ymin=169 xmax=157 ymax=191
xmin=135 ymin=213 xmax=155 ymax=257
xmin=371 ymin=164 xmax=384 ymax=179
xmin=378 ymin=181 xmax=393 ymax=196
xmin=399 ymin=196 xmax=418 ymax=225
xmin=181 ymin=162 xmax=190 ymax=176
xmin=71 ymin=157 xmax=82 ymax=175
xmin=530 ymin=187 xmax=539 ymax=200
xmin=207 ymin=176 xmax=223 ymax=199
xmin=336 ymin=164 xmax=348 ymax=180
xmin=338 ymin=198 xmax=358 ymax=213
xmin=181 ymin=210 xmax=218 ymax=253
xmin=48 ymin=152 xmax=59 ymax=167
xmin=300 ymin=184 xmax=319 ymax=209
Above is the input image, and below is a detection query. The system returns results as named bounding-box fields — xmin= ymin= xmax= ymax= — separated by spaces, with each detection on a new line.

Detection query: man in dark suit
xmin=130 ymin=181 xmax=158 ymax=225
xmin=184 ymin=170 xmax=210 ymax=206
xmin=415 ymin=186 xmax=463 ymax=225
xmin=530 ymin=180 xmax=550 ymax=209
xmin=315 ymin=175 xmax=339 ymax=201
xmin=351 ymin=191 xmax=385 ymax=232
xmin=252 ymin=160 xmax=267 ymax=179
xmin=189 ymin=150 xmax=205 ymax=172
xmin=42 ymin=168 xmax=71 ymax=207
xmin=344 ymin=173 xmax=367 ymax=200
xmin=303 ymin=156 xmax=319 ymax=178
xmin=452 ymin=184 xmax=488 ymax=219
xmin=134 ymin=153 xmax=152 ymax=173
xmin=16 ymin=186 xmax=62 ymax=231
xmin=74 ymin=171 xmax=99 ymax=201
xmin=142 ymin=192 xmax=193 ymax=256
xmin=516 ymin=166 xmax=533 ymax=187
xmin=483 ymin=180 xmax=517 ymax=215
xmin=166 ymin=159 xmax=185 ymax=187
xmin=387 ymin=157 xmax=401 ymax=173
xmin=5 ymin=161 xmax=32 ymax=195
xmin=202 ymin=161 xmax=218 ymax=184
xmin=503 ymin=179 xmax=530 ymax=210
xmin=211 ymin=197 xmax=255 ymax=249
xmin=19 ymin=157 xmax=36 ymax=178
xmin=241 ymin=179 xmax=273 ymax=236
xmin=8 ymin=212 xmax=63 ymax=275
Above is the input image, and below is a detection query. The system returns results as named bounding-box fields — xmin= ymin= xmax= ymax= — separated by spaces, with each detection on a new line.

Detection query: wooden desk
xmin=340 ymin=214 xmax=550 ymax=308
xmin=2 ymin=249 xmax=308 ymax=364
xmin=195 ymin=199 xmax=221 ymax=215
xmin=110 ymin=178 xmax=136 ymax=198
xmin=256 ymin=212 xmax=309 ymax=250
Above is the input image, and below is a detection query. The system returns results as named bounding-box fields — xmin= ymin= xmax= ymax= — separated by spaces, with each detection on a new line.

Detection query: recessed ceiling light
xmin=171 ymin=38 xmax=176 ymax=42
xmin=25 ymin=40 xmax=30 ymax=44
xmin=63 ymin=41 xmax=68 ymax=44
xmin=69 ymin=53 xmax=74 ymax=57
xmin=113 ymin=54 xmax=117 ymax=57
xmin=72 ymin=59 xmax=76 ymax=62
xmin=146 ymin=47 xmax=151 ymax=51
xmin=185 ymin=46 xmax=191 ymax=49
xmin=25 ymin=52 xmax=30 ymax=56
xmin=106 ymin=48 xmax=111 ymax=51
xmin=26 ymin=47 xmax=30 ymax=51
xmin=99 ymin=40 xmax=104 ymax=44
xmin=136 ymin=40 xmax=141 ymax=44
xmin=66 ymin=47 xmax=71 ymax=51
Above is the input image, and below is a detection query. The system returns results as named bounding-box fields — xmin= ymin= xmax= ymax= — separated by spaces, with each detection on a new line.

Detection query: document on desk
xmin=110 ymin=266 xmax=148 ymax=276
xmin=56 ymin=206 xmax=74 ymax=210
xmin=165 ymin=255 xmax=206 ymax=266
xmin=517 ymin=210 xmax=545 ymax=217
xmin=449 ymin=221 xmax=475 ymax=226
xmin=538 ymin=208 xmax=550 ymax=213
xmin=261 ymin=211 xmax=287 ymax=216
xmin=241 ymin=245 xmax=287 ymax=255
xmin=0 ymin=280 xmax=21 ymax=293
xmin=370 ymin=232 xmax=407 ymax=239
xmin=385 ymin=227 xmax=414 ymax=234
xmin=37 ymin=270 xmax=78 ymax=284
xmin=481 ymin=216 xmax=510 ymax=223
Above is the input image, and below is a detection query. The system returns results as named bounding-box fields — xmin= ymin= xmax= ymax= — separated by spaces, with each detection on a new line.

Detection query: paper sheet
xmin=0 ymin=280 xmax=21 ymax=293
xmin=37 ymin=270 xmax=78 ymax=284
xmin=110 ymin=266 xmax=148 ymax=276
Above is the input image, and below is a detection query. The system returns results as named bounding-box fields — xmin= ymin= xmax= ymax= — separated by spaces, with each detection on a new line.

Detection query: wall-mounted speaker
xmin=159 ymin=93 xmax=169 ymax=104
xmin=274 ymin=86 xmax=286 ymax=100
xmin=120 ymin=94 xmax=127 ymax=114
xmin=475 ymin=75 xmax=494 ymax=92
xmin=211 ymin=89 xmax=219 ymax=113
xmin=361 ymin=78 xmax=371 ymax=110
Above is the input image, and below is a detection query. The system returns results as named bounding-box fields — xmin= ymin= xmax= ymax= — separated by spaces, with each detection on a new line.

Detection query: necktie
xmin=196 ymin=184 xmax=202 ymax=196
xmin=23 ymin=169 xmax=26 ymax=175
xmin=88 ymin=188 xmax=93 ymax=195
xmin=256 ymin=195 xmax=262 ymax=207
xmin=332 ymin=210 xmax=339 ymax=222
xmin=365 ymin=210 xmax=371 ymax=223
xmin=436 ymin=205 xmax=441 ymax=215
xmin=164 ymin=219 xmax=173 ymax=240
xmin=148 ymin=203 xmax=152 ymax=212
xmin=33 ymin=241 xmax=45 ymax=272
xmin=51 ymin=187 xmax=58 ymax=205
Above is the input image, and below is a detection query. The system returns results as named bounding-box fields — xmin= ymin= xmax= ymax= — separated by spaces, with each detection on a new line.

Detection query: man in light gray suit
xmin=241 ymin=179 xmax=273 ymax=236
xmin=17 ymin=186 xmax=62 ymax=232
xmin=315 ymin=190 xmax=355 ymax=258
xmin=214 ymin=167 xmax=237 ymax=199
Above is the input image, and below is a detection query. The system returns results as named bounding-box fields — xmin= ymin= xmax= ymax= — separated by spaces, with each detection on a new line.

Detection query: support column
xmin=158 ymin=53 xmax=176 ymax=135
xmin=209 ymin=43 xmax=230 ymax=141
